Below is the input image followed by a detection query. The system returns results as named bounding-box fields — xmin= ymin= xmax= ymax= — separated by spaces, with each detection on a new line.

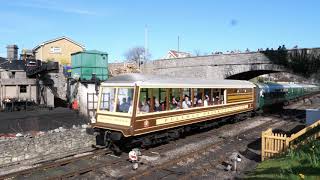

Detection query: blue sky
xmin=1 ymin=0 xmax=320 ymax=62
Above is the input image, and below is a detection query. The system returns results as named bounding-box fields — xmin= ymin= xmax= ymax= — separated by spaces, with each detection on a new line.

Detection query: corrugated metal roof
xmin=102 ymin=73 xmax=256 ymax=88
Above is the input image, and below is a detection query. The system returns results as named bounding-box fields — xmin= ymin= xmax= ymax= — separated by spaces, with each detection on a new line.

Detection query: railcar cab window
xmin=99 ymin=87 xmax=116 ymax=111
xmin=117 ymin=88 xmax=134 ymax=113
xmin=99 ymin=87 xmax=134 ymax=113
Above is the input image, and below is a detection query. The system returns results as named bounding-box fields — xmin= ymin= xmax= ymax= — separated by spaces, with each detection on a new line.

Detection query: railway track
xmin=0 ymin=148 xmax=112 ymax=180
xmin=125 ymin=118 xmax=291 ymax=180
xmin=0 ymin=106 xmax=307 ymax=179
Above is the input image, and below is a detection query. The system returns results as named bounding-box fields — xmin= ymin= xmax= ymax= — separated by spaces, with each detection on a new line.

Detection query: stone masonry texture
xmin=0 ymin=128 xmax=95 ymax=166
xmin=140 ymin=52 xmax=286 ymax=80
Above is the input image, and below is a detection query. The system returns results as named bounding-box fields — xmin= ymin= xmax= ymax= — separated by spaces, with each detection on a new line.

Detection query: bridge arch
xmin=224 ymin=63 xmax=288 ymax=80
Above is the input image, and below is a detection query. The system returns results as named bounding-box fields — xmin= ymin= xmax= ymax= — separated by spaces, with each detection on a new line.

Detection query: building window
xmin=50 ymin=47 xmax=61 ymax=54
xmin=20 ymin=85 xmax=27 ymax=93
xmin=10 ymin=72 xmax=16 ymax=79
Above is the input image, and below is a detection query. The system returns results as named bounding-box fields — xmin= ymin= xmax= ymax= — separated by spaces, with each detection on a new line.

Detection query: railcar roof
xmin=101 ymin=73 xmax=255 ymax=88
xmin=256 ymin=82 xmax=319 ymax=90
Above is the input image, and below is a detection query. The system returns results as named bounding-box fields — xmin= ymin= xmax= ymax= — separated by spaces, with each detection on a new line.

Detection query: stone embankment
xmin=0 ymin=125 xmax=95 ymax=167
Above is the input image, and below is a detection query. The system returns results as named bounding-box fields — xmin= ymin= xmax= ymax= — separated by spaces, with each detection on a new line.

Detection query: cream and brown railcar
xmin=93 ymin=74 xmax=256 ymax=146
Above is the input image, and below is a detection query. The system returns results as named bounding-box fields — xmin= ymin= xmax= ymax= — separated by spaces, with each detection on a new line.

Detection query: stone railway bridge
xmin=140 ymin=48 xmax=320 ymax=80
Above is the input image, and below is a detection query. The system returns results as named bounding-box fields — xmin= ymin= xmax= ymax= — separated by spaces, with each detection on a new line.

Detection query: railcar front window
xmin=117 ymin=88 xmax=134 ymax=113
xmin=99 ymin=87 xmax=116 ymax=112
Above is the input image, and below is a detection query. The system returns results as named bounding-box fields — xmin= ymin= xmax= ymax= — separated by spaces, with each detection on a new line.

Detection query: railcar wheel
xmin=110 ymin=142 xmax=122 ymax=155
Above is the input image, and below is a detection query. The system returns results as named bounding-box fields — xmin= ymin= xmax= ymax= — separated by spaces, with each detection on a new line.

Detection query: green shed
xmin=71 ymin=50 xmax=108 ymax=81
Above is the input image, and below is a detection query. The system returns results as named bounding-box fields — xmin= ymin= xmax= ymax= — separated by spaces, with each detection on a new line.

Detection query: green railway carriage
xmin=256 ymin=82 xmax=320 ymax=110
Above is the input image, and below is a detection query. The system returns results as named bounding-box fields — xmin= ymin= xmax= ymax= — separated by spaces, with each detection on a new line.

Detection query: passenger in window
xmin=141 ymin=98 xmax=150 ymax=113
xmin=137 ymin=101 xmax=143 ymax=114
xmin=214 ymin=96 xmax=220 ymax=105
xmin=197 ymin=97 xmax=203 ymax=106
xmin=216 ymin=96 xmax=221 ymax=104
xmin=193 ymin=96 xmax=198 ymax=106
xmin=170 ymin=97 xmax=178 ymax=110
xmin=154 ymin=98 xmax=161 ymax=111
xmin=182 ymin=95 xmax=191 ymax=109
xmin=161 ymin=97 xmax=167 ymax=111
xmin=119 ymin=97 xmax=130 ymax=112
xmin=204 ymin=95 xmax=210 ymax=107
xmin=110 ymin=98 xmax=115 ymax=112
xmin=128 ymin=100 xmax=133 ymax=114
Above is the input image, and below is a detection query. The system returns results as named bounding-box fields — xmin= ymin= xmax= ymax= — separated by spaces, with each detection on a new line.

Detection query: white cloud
xmin=8 ymin=0 xmax=102 ymax=16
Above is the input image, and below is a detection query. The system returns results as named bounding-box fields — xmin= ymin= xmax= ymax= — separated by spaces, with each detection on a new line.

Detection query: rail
xmin=0 ymin=148 xmax=111 ymax=180
xmin=261 ymin=119 xmax=320 ymax=161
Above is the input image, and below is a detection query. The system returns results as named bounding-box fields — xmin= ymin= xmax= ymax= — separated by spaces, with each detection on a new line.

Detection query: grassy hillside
xmin=246 ymin=139 xmax=320 ymax=180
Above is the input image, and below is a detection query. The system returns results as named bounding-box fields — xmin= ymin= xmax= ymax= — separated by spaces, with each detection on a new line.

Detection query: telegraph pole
xmin=177 ymin=35 xmax=180 ymax=52
xmin=144 ymin=25 xmax=148 ymax=61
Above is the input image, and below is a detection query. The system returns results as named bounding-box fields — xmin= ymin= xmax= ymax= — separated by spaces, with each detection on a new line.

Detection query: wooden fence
xmin=261 ymin=119 xmax=320 ymax=161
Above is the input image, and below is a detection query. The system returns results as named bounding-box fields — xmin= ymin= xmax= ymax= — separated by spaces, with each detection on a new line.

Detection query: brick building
xmin=33 ymin=36 xmax=85 ymax=65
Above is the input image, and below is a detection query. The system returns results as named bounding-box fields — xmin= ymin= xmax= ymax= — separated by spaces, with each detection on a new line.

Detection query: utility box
xmin=306 ymin=109 xmax=320 ymax=125
xmin=71 ymin=50 xmax=108 ymax=81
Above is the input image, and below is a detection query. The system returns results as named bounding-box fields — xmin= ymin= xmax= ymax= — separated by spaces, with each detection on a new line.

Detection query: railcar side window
xmin=212 ymin=89 xmax=223 ymax=105
xmin=99 ymin=87 xmax=116 ymax=112
xmin=137 ymin=87 xmax=233 ymax=115
xmin=170 ymin=88 xmax=181 ymax=110
xmin=139 ymin=88 xmax=171 ymax=113
xmin=192 ymin=88 xmax=204 ymax=107
xmin=117 ymin=88 xmax=134 ymax=113
xmin=204 ymin=89 xmax=211 ymax=106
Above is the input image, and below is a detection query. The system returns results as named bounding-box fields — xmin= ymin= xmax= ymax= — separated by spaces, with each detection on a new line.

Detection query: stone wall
xmin=140 ymin=52 xmax=279 ymax=80
xmin=0 ymin=127 xmax=95 ymax=166
xmin=139 ymin=48 xmax=320 ymax=80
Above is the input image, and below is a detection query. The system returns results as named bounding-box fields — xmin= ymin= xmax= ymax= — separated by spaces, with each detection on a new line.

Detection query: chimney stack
xmin=6 ymin=45 xmax=19 ymax=60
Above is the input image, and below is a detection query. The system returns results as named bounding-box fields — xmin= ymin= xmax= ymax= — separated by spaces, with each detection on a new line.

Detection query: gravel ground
xmin=0 ymin=107 xmax=89 ymax=134
xmin=85 ymin=95 xmax=319 ymax=179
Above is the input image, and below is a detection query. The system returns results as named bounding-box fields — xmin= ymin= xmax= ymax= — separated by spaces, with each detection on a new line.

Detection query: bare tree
xmin=194 ymin=49 xmax=202 ymax=56
xmin=203 ymin=52 xmax=209 ymax=56
xmin=193 ymin=49 xmax=208 ymax=56
xmin=124 ymin=46 xmax=151 ymax=63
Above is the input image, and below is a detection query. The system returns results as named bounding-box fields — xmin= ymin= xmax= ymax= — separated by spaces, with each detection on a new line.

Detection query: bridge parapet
xmin=141 ymin=48 xmax=320 ymax=81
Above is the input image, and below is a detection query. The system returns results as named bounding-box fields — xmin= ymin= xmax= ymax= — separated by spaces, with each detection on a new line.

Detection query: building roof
xmin=0 ymin=60 xmax=26 ymax=71
xmin=33 ymin=36 xmax=85 ymax=51
xmin=0 ymin=57 xmax=6 ymax=63
xmin=101 ymin=73 xmax=256 ymax=88
xmin=165 ymin=50 xmax=192 ymax=59
xmin=71 ymin=50 xmax=108 ymax=56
